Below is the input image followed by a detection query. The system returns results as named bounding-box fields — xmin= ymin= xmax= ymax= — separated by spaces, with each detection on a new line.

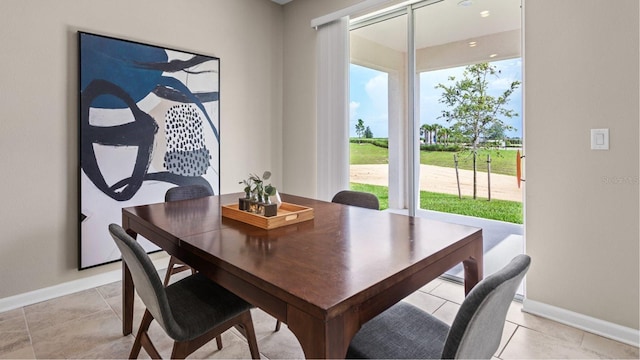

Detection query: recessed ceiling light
xmin=458 ymin=0 xmax=472 ymax=7
xmin=468 ymin=41 xmax=477 ymax=47
xmin=480 ymin=10 xmax=490 ymax=17
xmin=489 ymin=53 xmax=498 ymax=58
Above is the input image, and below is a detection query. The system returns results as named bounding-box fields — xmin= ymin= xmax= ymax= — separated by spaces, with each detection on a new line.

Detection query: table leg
xmin=462 ymin=235 xmax=484 ymax=295
xmin=286 ymin=305 xmax=359 ymax=359
xmin=123 ymin=260 xmax=134 ymax=335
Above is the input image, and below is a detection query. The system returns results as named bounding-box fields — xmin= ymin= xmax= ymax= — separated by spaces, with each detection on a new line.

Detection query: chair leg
xmin=140 ymin=332 xmax=162 ymax=359
xmin=240 ymin=311 xmax=260 ymax=359
xmin=215 ymin=335 xmax=223 ymax=350
xmin=163 ymin=257 xmax=196 ymax=286
xmin=274 ymin=320 xmax=281 ymax=332
xmin=163 ymin=257 xmax=178 ymax=286
xmin=130 ymin=310 xmax=161 ymax=359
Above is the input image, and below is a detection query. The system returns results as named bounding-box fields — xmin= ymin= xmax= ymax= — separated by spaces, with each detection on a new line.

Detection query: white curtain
xmin=315 ymin=17 xmax=350 ymax=201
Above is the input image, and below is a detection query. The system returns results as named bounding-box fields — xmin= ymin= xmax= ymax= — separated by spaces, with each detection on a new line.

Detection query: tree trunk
xmin=487 ymin=154 xmax=491 ymax=201
xmin=454 ymin=154 xmax=461 ymax=199
xmin=472 ymin=151 xmax=477 ymax=199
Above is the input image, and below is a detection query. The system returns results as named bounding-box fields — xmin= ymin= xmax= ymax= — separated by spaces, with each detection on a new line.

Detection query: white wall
xmin=0 ymin=0 xmax=283 ymax=299
xmin=283 ymin=0 xmax=639 ymax=334
xmin=523 ymin=0 xmax=639 ymax=330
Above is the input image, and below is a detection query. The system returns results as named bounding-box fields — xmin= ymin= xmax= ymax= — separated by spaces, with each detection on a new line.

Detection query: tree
xmin=364 ymin=126 xmax=373 ymax=139
xmin=486 ymin=122 xmax=506 ymax=140
xmin=420 ymin=123 xmax=433 ymax=144
xmin=436 ymin=62 xmax=520 ymax=199
xmin=438 ymin=127 xmax=452 ymax=145
xmin=431 ymin=124 xmax=443 ymax=144
xmin=355 ymin=118 xmax=365 ymax=143
xmin=419 ymin=124 xmax=428 ymax=143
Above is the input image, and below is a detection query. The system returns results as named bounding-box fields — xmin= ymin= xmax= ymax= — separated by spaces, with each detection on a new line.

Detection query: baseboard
xmin=0 ymin=259 xmax=168 ymax=313
xmin=523 ymin=298 xmax=640 ymax=347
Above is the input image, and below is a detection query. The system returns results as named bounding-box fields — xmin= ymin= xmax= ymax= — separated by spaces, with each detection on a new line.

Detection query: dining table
xmin=120 ymin=192 xmax=483 ymax=359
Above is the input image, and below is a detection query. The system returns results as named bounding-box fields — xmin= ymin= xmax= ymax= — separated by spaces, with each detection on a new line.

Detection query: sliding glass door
xmin=349 ymin=0 xmax=524 ymax=282
xmin=349 ymin=0 xmax=522 ymax=209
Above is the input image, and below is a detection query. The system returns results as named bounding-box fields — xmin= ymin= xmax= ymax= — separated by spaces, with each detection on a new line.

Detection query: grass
xmin=349 ymin=141 xmax=523 ymax=223
xmin=350 ymin=142 xmax=389 ymax=164
xmin=350 ymin=183 xmax=523 ymax=224
xmin=350 ymin=143 xmax=519 ymax=176
xmin=420 ymin=148 xmax=518 ymax=177
xmin=350 ymin=183 xmax=390 ymax=210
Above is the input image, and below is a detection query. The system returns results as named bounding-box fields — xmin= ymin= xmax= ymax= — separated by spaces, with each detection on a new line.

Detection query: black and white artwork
xmin=79 ymin=32 xmax=220 ymax=269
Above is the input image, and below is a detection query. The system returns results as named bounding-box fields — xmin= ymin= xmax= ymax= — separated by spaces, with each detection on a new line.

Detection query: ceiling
xmin=269 ymin=0 xmax=521 ymax=55
xmin=352 ymin=0 xmax=522 ymax=52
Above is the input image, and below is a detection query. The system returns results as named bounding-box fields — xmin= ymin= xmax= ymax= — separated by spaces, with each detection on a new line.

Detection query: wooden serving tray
xmin=221 ymin=202 xmax=314 ymax=229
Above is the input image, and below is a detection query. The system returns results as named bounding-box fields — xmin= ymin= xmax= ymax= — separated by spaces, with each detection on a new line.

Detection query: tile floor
xmin=1 ymin=271 xmax=638 ymax=359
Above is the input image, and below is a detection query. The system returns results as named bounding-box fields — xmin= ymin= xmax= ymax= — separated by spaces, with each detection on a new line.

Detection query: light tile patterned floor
xmin=0 ymin=273 xmax=637 ymax=359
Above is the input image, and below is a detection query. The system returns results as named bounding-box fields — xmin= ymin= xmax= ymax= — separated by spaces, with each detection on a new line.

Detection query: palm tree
xmin=420 ymin=124 xmax=432 ymax=144
xmin=431 ymin=124 xmax=443 ymax=144
xmin=438 ymin=127 xmax=452 ymax=145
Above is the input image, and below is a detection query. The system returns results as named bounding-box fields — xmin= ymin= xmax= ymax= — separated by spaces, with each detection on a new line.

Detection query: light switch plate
xmin=591 ymin=129 xmax=609 ymax=150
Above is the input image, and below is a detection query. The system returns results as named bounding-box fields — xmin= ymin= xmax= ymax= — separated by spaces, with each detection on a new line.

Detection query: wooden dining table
xmin=120 ymin=192 xmax=483 ymax=359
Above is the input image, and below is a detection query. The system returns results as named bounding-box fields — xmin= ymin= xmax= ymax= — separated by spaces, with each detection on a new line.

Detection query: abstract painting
xmin=79 ymin=32 xmax=220 ymax=269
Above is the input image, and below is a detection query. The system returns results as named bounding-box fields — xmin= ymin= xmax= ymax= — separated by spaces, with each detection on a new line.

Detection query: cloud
xmin=365 ymin=74 xmax=388 ymax=111
xmin=349 ymin=101 xmax=360 ymax=120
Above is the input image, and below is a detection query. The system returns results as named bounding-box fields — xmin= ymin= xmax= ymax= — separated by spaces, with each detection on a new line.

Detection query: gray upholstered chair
xmin=108 ymin=224 xmax=260 ymax=359
xmin=347 ymin=254 xmax=531 ymax=359
xmin=163 ymin=184 xmax=213 ymax=286
xmin=331 ymin=190 xmax=379 ymax=210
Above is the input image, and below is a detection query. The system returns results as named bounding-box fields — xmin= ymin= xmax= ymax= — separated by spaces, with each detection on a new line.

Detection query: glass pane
xmin=415 ymin=0 xmax=523 ymax=287
xmin=414 ymin=0 xmax=522 ymax=213
xmin=350 ymin=13 xmax=407 ymax=211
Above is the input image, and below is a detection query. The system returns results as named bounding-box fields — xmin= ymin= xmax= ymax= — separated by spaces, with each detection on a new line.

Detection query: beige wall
xmin=524 ymin=0 xmax=639 ymax=329
xmin=283 ymin=0 xmax=639 ymax=331
xmin=0 ymin=0 xmax=283 ymax=298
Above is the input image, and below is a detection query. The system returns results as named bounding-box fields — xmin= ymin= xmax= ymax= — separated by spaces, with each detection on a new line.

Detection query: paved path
xmin=350 ymin=164 xmax=523 ymax=202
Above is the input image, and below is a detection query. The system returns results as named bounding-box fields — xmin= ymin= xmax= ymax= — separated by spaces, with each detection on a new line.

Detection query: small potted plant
xmin=240 ymin=171 xmax=278 ymax=216
xmin=238 ymin=177 xmax=253 ymax=210
xmin=249 ymin=171 xmax=270 ymax=202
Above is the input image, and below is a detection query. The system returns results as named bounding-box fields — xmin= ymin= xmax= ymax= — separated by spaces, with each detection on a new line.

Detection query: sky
xmin=349 ymin=58 xmax=523 ymax=139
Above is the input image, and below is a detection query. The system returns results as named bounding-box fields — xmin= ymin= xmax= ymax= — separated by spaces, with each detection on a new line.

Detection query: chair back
xmin=165 ymin=184 xmax=213 ymax=202
xmin=331 ymin=190 xmax=379 ymax=210
xmin=443 ymin=254 xmax=531 ymax=359
xmin=108 ymin=224 xmax=182 ymax=338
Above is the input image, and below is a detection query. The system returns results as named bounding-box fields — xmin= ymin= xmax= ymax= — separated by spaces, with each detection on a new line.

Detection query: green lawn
xmin=421 ymin=148 xmax=518 ymax=177
xmin=350 ymin=142 xmax=389 ymax=164
xmin=350 ymin=183 xmax=523 ymax=224
xmin=349 ymin=141 xmax=522 ymax=223
xmin=350 ymin=143 xmax=519 ymax=176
